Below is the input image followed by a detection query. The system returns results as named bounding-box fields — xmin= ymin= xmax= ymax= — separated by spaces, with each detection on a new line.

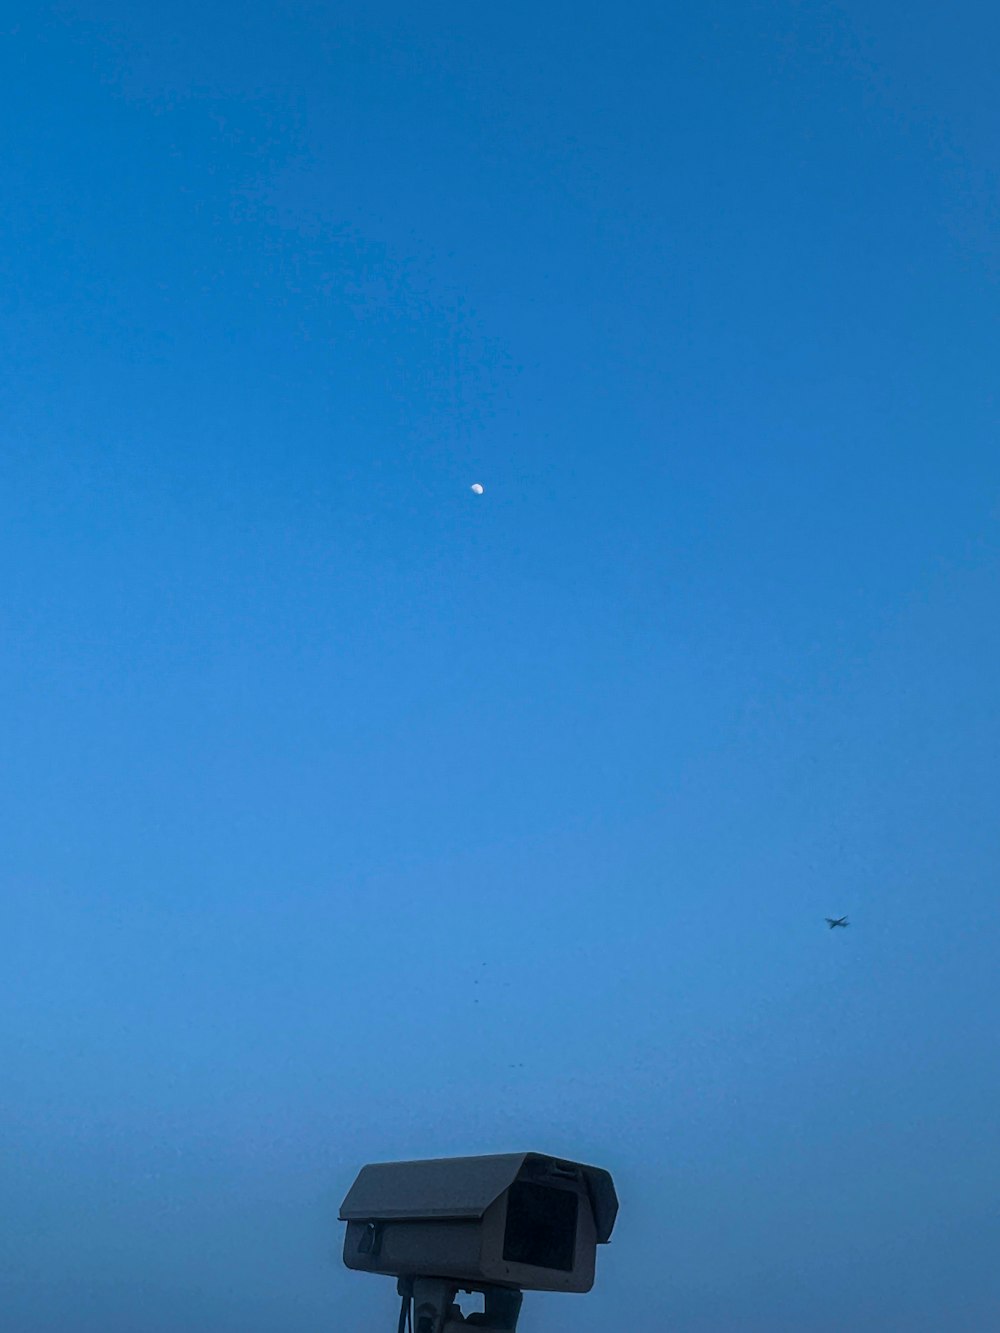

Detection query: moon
xmin=470 ymin=483 xmax=484 ymax=495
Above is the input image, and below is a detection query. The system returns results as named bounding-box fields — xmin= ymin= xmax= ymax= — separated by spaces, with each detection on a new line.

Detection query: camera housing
xmin=339 ymin=1152 xmax=618 ymax=1295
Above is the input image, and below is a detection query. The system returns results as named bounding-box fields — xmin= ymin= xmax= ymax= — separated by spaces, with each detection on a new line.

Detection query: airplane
xmin=825 ymin=916 xmax=849 ymax=929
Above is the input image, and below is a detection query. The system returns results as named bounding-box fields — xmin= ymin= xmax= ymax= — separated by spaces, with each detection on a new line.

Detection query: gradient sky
xmin=2 ymin=4 xmax=999 ymax=1331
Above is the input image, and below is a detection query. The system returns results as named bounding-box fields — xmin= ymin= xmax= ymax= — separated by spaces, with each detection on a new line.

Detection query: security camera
xmin=339 ymin=1152 xmax=618 ymax=1332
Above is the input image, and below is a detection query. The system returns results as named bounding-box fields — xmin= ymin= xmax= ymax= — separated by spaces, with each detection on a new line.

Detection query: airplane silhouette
xmin=825 ymin=916 xmax=849 ymax=929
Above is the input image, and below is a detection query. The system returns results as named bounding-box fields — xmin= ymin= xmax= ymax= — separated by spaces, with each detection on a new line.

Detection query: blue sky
xmin=2 ymin=4 xmax=998 ymax=1330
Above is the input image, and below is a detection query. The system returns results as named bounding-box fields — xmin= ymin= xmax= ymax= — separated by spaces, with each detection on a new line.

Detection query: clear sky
xmin=2 ymin=4 xmax=998 ymax=1331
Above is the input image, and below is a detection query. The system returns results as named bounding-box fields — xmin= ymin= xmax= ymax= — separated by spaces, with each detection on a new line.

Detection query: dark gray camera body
xmin=339 ymin=1152 xmax=618 ymax=1295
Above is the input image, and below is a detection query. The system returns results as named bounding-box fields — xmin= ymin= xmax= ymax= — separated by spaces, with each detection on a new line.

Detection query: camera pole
xmin=397 ymin=1278 xmax=523 ymax=1333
